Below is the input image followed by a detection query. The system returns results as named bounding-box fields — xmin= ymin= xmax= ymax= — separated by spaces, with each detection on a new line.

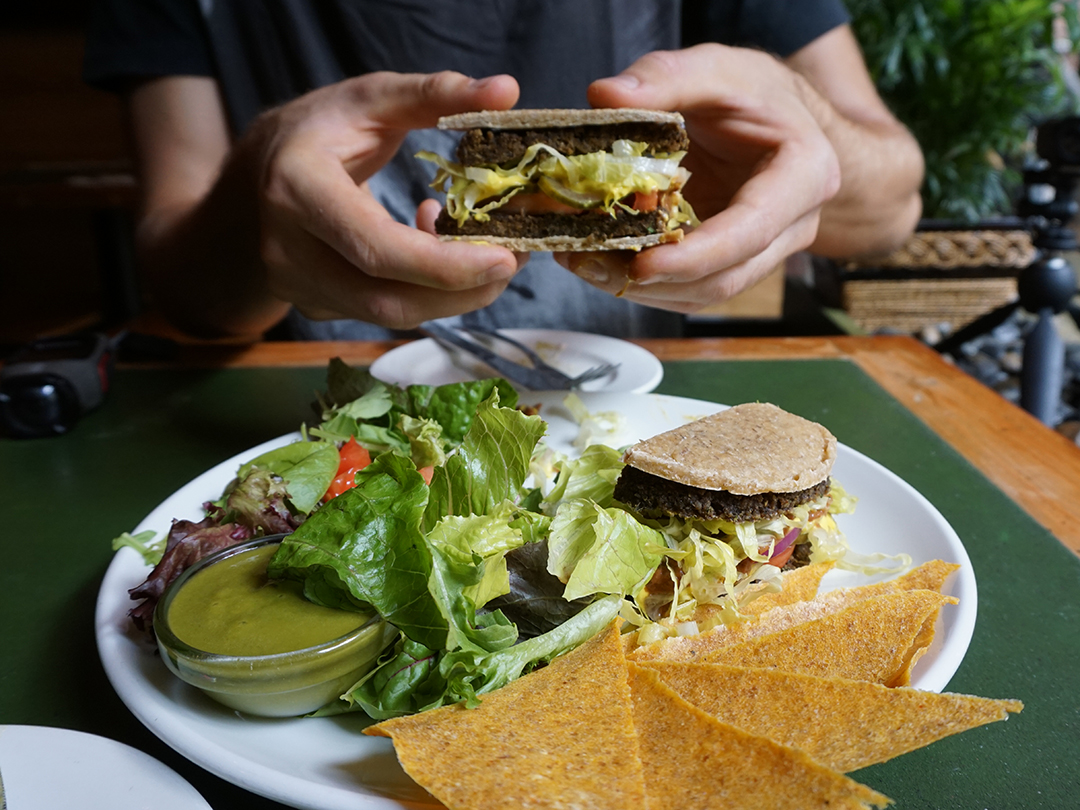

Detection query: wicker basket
xmin=836 ymin=227 xmax=1035 ymax=333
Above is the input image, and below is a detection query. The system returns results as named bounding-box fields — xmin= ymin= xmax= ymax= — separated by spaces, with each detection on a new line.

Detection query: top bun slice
xmin=437 ymin=108 xmax=686 ymax=131
xmin=621 ymin=403 xmax=837 ymax=496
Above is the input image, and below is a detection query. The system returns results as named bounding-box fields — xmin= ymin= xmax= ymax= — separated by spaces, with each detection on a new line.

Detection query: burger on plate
xmin=612 ymin=402 xmax=857 ymax=627
xmin=417 ymin=108 xmax=698 ymax=251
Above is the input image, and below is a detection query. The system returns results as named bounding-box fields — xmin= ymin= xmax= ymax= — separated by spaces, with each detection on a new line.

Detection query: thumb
xmin=587 ymin=51 xmax=688 ymax=112
xmin=588 ymin=45 xmax=770 ymax=113
xmin=345 ymin=71 xmax=520 ymax=130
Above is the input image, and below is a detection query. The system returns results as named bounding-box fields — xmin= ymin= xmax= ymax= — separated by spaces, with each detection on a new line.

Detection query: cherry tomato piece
xmin=323 ymin=438 xmax=372 ymax=501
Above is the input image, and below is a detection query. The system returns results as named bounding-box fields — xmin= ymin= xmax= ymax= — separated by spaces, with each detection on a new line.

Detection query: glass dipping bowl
xmin=153 ymin=535 xmax=395 ymax=718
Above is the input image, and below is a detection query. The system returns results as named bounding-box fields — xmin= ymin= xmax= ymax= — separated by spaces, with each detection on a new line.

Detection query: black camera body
xmin=0 ymin=333 xmax=114 ymax=438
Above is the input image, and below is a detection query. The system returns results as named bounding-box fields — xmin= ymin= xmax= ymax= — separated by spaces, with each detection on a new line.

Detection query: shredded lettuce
xmin=563 ymin=391 xmax=625 ymax=451
xmin=418 ymin=139 xmax=697 ymax=226
xmin=618 ymin=477 xmax=905 ymax=637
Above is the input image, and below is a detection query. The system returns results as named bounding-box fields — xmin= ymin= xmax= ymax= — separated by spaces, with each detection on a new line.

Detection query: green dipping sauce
xmin=167 ymin=543 xmax=369 ymax=656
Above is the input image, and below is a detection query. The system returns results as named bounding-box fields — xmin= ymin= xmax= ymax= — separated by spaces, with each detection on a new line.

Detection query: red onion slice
xmin=770 ymin=527 xmax=801 ymax=560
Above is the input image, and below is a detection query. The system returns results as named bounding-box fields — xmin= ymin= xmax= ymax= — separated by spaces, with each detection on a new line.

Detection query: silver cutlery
xmin=420 ymin=323 xmax=618 ymax=390
xmin=462 ymin=326 xmax=620 ymax=387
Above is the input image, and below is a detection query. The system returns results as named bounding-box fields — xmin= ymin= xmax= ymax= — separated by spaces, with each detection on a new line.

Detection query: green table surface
xmin=2 ymin=358 xmax=1078 ymax=809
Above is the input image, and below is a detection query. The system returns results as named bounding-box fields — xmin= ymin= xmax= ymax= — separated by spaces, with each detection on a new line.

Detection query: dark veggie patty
xmin=456 ymin=123 xmax=690 ymax=165
xmin=613 ymin=465 xmax=831 ymax=523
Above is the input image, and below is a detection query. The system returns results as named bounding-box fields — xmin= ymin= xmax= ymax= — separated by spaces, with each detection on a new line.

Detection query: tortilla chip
xmin=694 ymin=590 xmax=955 ymax=686
xmin=629 ymin=561 xmax=958 ymax=665
xmin=629 ymin=594 xmax=854 ymax=663
xmin=847 ymin=559 xmax=960 ymax=601
xmin=627 ymin=665 xmax=891 ymax=810
xmin=742 ymin=560 xmax=836 ymax=616
xmin=641 ymin=661 xmax=1023 ymax=772
xmin=365 ymin=622 xmax=646 ymax=810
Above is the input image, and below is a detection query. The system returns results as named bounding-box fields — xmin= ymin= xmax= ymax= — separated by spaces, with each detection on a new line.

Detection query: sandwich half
xmin=417 ymin=108 xmax=698 ymax=251
xmin=613 ymin=403 xmax=857 ymax=626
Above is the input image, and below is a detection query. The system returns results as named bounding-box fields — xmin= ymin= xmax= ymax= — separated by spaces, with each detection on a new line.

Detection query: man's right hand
xmin=128 ymin=71 xmax=523 ymax=337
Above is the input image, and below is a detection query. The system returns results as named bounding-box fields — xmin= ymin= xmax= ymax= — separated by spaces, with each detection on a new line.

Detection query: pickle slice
xmin=537 ymin=175 xmax=608 ymax=209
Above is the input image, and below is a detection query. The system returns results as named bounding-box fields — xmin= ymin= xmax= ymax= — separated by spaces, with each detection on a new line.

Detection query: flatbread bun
xmin=438 ymin=107 xmax=686 ymax=131
xmin=622 ymin=402 xmax=837 ymax=494
xmin=437 ymin=229 xmax=683 ymax=252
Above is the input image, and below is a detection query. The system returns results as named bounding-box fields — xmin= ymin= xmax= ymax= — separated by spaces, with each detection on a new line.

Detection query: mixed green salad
xmin=115 ymin=359 xmax=873 ymax=720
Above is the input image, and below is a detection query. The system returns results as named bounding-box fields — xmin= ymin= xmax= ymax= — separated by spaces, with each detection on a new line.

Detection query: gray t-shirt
xmin=85 ymin=0 xmax=850 ymax=339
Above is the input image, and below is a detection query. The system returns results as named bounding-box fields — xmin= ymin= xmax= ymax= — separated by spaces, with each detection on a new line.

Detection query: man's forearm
xmin=135 ymin=147 xmax=291 ymax=339
xmin=795 ymin=73 xmax=924 ymax=259
xmin=127 ymin=77 xmax=291 ymax=339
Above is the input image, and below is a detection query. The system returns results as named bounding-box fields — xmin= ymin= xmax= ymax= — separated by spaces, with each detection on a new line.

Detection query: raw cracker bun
xmin=622 ymin=401 xmax=837 ymax=495
xmin=437 ymin=229 xmax=683 ymax=252
xmin=438 ymin=107 xmax=686 ymax=131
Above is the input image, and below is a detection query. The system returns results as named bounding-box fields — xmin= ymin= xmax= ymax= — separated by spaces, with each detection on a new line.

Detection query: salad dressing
xmin=167 ymin=543 xmax=369 ymax=656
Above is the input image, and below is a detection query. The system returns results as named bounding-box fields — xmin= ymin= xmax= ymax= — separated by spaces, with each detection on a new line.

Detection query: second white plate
xmin=369 ymin=329 xmax=663 ymax=393
xmin=0 ymin=725 xmax=211 ymax=810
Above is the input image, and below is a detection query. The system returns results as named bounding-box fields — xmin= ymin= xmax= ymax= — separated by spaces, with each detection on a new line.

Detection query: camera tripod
xmin=934 ymin=220 xmax=1078 ymax=425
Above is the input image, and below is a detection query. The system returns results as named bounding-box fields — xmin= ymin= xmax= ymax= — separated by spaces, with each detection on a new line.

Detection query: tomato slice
xmin=632 ymin=190 xmax=659 ymax=212
xmin=323 ymin=438 xmax=372 ymax=501
xmin=767 ymin=543 xmax=796 ymax=568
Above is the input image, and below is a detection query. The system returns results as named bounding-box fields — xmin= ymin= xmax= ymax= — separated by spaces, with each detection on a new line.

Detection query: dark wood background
xmin=0 ymin=3 xmax=137 ymax=351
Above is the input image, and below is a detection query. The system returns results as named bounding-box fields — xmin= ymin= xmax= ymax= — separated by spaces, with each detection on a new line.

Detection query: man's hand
xmin=250 ymin=71 xmax=525 ymax=329
xmin=131 ymin=71 xmax=525 ymax=336
xmin=559 ymin=36 xmax=922 ymax=314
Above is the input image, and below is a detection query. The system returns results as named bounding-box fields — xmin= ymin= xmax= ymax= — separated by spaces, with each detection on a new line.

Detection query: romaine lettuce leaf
xmin=400 ymin=414 xmax=447 ymax=469
xmin=548 ymin=500 xmax=664 ymax=601
xmin=423 ymin=391 xmax=545 ymax=528
xmin=542 ymin=443 xmax=624 ymax=510
xmin=408 ymin=378 xmax=519 ymax=445
xmin=267 ymin=453 xmax=448 ymax=650
xmin=427 ymin=504 xmax=527 ymax=609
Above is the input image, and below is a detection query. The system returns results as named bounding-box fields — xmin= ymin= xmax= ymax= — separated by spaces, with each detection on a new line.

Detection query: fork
xmin=420 ymin=323 xmax=618 ymax=390
xmin=462 ymin=326 xmax=620 ymax=387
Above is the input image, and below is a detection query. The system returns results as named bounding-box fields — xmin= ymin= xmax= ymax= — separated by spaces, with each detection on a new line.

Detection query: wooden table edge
xmin=122 ymin=335 xmax=1080 ymax=555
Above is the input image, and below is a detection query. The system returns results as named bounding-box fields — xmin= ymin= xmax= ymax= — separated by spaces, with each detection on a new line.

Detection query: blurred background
xmin=1 ymin=2 xmax=137 ymax=350
xmin=4 ymin=1 xmax=1080 ymax=425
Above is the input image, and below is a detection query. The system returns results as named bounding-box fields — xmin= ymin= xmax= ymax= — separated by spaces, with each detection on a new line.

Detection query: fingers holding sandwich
xmin=250 ymin=70 xmax=526 ymax=327
xmin=266 ymin=200 xmax=518 ymax=328
xmin=578 ymin=43 xmax=840 ymax=311
xmin=341 ymin=70 xmax=520 ymax=132
xmin=557 ymin=205 xmax=815 ymax=314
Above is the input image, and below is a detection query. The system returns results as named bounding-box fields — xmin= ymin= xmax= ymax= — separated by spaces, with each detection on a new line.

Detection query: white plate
xmin=96 ymin=393 xmax=975 ymax=810
xmin=0 ymin=725 xmax=211 ymax=810
xmin=369 ymin=329 xmax=663 ymax=393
